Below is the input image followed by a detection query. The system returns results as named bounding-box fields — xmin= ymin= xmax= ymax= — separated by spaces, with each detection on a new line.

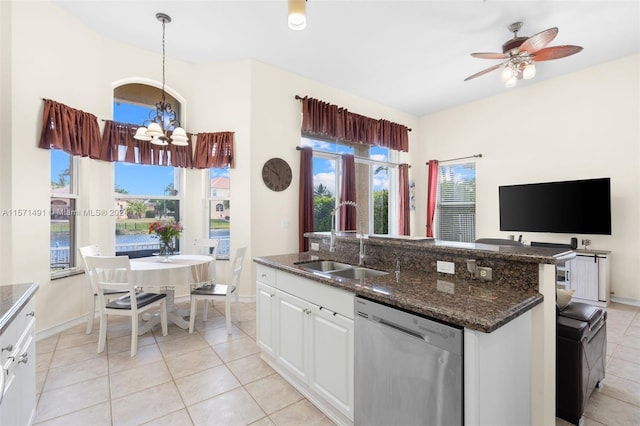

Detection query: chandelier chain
xmin=161 ymin=17 xmax=166 ymax=106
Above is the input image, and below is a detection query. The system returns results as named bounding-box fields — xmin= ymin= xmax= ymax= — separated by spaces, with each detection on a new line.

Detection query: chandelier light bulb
xmin=134 ymin=126 xmax=151 ymax=141
xmin=501 ymin=65 xmax=515 ymax=81
xmin=170 ymin=127 xmax=189 ymax=146
xmin=146 ymin=122 xmax=164 ymax=137
xmin=505 ymin=76 xmax=517 ymax=88
xmin=288 ymin=0 xmax=306 ymax=30
xmin=150 ymin=136 xmax=169 ymax=146
xmin=523 ymin=63 xmax=536 ymax=80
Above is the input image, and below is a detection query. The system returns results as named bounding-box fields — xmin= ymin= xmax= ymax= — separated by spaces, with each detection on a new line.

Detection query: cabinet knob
xmin=1 ymin=344 xmax=13 ymax=353
xmin=26 ymin=311 xmax=35 ymax=317
xmin=18 ymin=353 xmax=28 ymax=364
xmin=261 ymin=274 xmax=267 ymax=278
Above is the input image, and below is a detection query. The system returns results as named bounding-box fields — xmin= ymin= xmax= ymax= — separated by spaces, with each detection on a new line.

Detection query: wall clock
xmin=262 ymin=157 xmax=292 ymax=192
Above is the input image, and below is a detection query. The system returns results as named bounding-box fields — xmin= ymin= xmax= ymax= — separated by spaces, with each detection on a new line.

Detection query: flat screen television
xmin=499 ymin=178 xmax=611 ymax=235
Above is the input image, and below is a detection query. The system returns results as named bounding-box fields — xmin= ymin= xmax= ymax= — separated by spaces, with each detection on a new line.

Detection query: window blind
xmin=437 ymin=162 xmax=476 ymax=242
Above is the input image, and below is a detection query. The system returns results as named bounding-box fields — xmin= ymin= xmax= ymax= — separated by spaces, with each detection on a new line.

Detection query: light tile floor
xmin=34 ymin=301 xmax=334 ymax=426
xmin=34 ymin=301 xmax=640 ymax=426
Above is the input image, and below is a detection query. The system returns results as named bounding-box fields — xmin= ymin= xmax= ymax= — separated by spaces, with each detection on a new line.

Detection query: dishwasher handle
xmin=377 ymin=318 xmax=428 ymax=342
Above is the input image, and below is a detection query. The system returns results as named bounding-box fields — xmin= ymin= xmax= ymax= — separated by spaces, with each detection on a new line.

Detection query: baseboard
xmin=36 ymin=296 xmax=256 ymax=342
xmin=610 ymin=296 xmax=640 ymax=307
xmin=259 ymin=352 xmax=352 ymax=426
xmin=37 ymin=315 xmax=88 ymax=341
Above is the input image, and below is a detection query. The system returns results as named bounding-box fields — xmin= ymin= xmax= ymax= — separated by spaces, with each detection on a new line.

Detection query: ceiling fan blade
xmin=519 ymin=27 xmax=558 ymax=54
xmin=464 ymin=63 xmax=502 ymax=81
xmin=533 ymin=45 xmax=583 ymax=61
xmin=471 ymin=52 xmax=509 ymax=60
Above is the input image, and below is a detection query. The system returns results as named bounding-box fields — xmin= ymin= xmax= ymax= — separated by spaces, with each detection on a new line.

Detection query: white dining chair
xmin=189 ymin=246 xmax=247 ymax=334
xmin=84 ymin=255 xmax=168 ymax=357
xmin=78 ymin=245 xmax=128 ymax=334
xmin=193 ymin=238 xmax=220 ymax=286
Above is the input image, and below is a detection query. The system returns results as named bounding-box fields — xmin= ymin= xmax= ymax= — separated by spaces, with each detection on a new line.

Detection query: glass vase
xmin=159 ymin=240 xmax=174 ymax=262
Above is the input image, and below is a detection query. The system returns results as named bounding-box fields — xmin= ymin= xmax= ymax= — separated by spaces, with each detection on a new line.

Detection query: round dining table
xmin=129 ymin=254 xmax=212 ymax=330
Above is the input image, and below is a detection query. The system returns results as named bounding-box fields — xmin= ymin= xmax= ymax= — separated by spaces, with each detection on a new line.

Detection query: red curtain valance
xmin=100 ymin=120 xmax=194 ymax=168
xmin=38 ymin=99 xmax=101 ymax=157
xmin=300 ymin=97 xmax=409 ymax=152
xmin=38 ymin=99 xmax=234 ymax=170
xmin=193 ymin=132 xmax=235 ymax=169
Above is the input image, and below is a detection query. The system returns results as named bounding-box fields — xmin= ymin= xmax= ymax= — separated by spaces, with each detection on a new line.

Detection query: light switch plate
xmin=437 ymin=261 xmax=455 ymax=274
xmin=310 ymin=242 xmax=320 ymax=251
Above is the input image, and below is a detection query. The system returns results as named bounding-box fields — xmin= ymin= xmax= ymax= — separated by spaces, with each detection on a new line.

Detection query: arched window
xmin=113 ymin=83 xmax=183 ymax=257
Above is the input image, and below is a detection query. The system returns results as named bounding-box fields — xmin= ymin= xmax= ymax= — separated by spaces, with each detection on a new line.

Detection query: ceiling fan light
xmin=288 ymin=0 xmax=306 ymax=30
xmin=505 ymin=76 xmax=517 ymax=88
xmin=134 ymin=126 xmax=152 ymax=141
xmin=523 ymin=63 xmax=537 ymax=79
xmin=501 ymin=65 xmax=515 ymax=81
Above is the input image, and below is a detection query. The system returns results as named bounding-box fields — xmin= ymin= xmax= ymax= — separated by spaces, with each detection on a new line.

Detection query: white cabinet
xmin=276 ymin=290 xmax=309 ymax=382
xmin=255 ymin=265 xmax=354 ymax=424
xmin=0 ymin=298 xmax=36 ymax=426
xmin=308 ymin=303 xmax=353 ymax=417
xmin=256 ymin=281 xmax=276 ymax=357
xmin=566 ymin=252 xmax=610 ymax=306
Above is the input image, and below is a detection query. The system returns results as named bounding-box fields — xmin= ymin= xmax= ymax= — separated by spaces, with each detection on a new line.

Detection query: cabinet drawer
xmin=277 ymin=270 xmax=354 ymax=319
xmin=1 ymin=299 xmax=35 ymax=364
xmin=256 ymin=265 xmax=276 ymax=286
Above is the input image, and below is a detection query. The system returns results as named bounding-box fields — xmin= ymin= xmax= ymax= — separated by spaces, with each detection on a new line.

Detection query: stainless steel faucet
xmin=330 ymin=201 xmax=365 ymax=265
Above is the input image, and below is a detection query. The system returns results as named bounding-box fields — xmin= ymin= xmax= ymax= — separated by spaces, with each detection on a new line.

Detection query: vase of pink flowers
xmin=148 ymin=219 xmax=183 ymax=261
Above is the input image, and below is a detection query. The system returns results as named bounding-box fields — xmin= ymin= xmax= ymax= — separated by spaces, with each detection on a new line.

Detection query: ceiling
xmin=53 ymin=1 xmax=640 ymax=117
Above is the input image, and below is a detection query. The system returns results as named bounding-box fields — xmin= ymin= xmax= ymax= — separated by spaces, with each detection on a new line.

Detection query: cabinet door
xmin=308 ymin=305 xmax=354 ymax=421
xmin=568 ymin=256 xmax=599 ymax=301
xmin=256 ymin=281 xmax=276 ymax=357
xmin=0 ymin=306 xmax=35 ymax=426
xmin=276 ymin=290 xmax=309 ymax=382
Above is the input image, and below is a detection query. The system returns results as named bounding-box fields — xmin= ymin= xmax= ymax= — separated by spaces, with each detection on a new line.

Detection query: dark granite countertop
xmin=306 ymin=232 xmax=574 ymax=264
xmin=254 ymin=252 xmax=543 ymax=333
xmin=0 ymin=283 xmax=39 ymax=334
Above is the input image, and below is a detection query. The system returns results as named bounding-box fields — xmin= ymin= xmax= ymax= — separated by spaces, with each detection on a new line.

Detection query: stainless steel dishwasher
xmin=355 ymin=296 xmax=463 ymax=426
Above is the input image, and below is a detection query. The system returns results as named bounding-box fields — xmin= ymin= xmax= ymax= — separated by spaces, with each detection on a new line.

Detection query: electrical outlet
xmin=478 ymin=267 xmax=492 ymax=281
xmin=310 ymin=242 xmax=320 ymax=251
xmin=437 ymin=261 xmax=455 ymax=274
xmin=437 ymin=280 xmax=455 ymax=294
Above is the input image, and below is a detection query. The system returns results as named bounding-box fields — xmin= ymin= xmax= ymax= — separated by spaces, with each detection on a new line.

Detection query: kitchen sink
xmin=328 ymin=267 xmax=389 ymax=280
xmin=296 ymin=260 xmax=388 ymax=280
xmin=296 ymin=260 xmax=353 ymax=272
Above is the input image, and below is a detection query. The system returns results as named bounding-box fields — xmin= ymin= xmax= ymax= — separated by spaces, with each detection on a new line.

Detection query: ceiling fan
xmin=464 ymin=22 xmax=583 ymax=87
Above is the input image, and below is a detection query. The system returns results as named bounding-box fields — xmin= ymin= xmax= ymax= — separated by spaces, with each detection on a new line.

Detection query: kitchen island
xmin=254 ymin=234 xmax=570 ymax=425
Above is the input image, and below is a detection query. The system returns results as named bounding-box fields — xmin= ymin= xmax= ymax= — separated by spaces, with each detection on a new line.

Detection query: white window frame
xmin=304 ymin=137 xmax=399 ymax=235
xmin=207 ymin=167 xmax=231 ymax=259
xmin=50 ymin=151 xmax=79 ymax=275
xmin=436 ymin=161 xmax=476 ymax=243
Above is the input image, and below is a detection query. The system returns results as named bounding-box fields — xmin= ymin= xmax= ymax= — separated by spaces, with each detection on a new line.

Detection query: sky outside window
xmin=114 ymin=102 xmax=175 ymax=196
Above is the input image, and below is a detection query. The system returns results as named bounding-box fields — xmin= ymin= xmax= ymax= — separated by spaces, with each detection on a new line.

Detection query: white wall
xmin=2 ymin=2 xmax=418 ymax=333
xmin=247 ymin=60 xmax=419 ymax=270
xmin=5 ymin=1 xmax=637 ymax=335
xmin=414 ymin=55 xmax=640 ymax=302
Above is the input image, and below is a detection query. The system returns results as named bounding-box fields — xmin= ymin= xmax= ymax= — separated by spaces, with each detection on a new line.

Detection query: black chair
xmin=556 ymin=301 xmax=607 ymax=425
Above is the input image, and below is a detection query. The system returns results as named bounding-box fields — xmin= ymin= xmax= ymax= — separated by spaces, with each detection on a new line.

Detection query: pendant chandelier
xmin=134 ymin=13 xmax=188 ymax=146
